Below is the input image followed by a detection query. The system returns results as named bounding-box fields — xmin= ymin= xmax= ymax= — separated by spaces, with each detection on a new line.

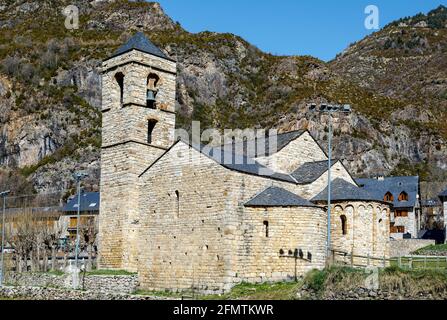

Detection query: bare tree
xmin=7 ymin=210 xmax=63 ymax=273
xmin=79 ymin=216 xmax=98 ymax=271
xmin=8 ymin=210 xmax=38 ymax=272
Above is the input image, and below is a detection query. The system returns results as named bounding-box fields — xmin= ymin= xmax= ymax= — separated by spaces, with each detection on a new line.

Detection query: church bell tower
xmin=98 ymin=32 xmax=176 ymax=271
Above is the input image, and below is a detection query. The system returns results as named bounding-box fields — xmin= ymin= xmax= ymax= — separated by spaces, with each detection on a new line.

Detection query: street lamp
xmin=309 ymin=103 xmax=351 ymax=263
xmin=0 ymin=190 xmax=10 ymax=288
xmin=72 ymin=172 xmax=88 ymax=273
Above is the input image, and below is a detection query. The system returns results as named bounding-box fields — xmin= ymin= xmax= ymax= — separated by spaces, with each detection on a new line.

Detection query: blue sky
xmin=156 ymin=0 xmax=446 ymax=61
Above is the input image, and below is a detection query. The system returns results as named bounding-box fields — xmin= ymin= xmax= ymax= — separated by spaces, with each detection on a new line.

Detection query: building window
xmin=384 ymin=192 xmax=394 ymax=202
xmin=340 ymin=215 xmax=347 ymax=235
xmin=390 ymin=225 xmax=405 ymax=233
xmin=115 ymin=72 xmax=124 ymax=106
xmin=69 ymin=217 xmax=77 ymax=229
xmin=147 ymin=119 xmax=157 ymax=144
xmin=398 ymin=192 xmax=409 ymax=202
xmin=147 ymin=73 xmax=159 ymax=109
xmin=395 ymin=210 xmax=408 ymax=217
xmin=263 ymin=221 xmax=269 ymax=238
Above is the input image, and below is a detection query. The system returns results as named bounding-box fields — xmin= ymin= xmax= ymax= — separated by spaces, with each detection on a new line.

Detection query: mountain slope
xmin=0 ymin=0 xmax=446 ymax=198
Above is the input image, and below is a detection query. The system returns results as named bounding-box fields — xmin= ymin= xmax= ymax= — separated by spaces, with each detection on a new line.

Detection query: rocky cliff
xmin=0 ymin=0 xmax=446 ymax=198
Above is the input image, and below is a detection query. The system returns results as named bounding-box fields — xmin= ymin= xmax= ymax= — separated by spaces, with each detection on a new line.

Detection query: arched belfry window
xmin=398 ymin=192 xmax=409 ymax=202
xmin=340 ymin=215 xmax=347 ymax=236
xmin=384 ymin=192 xmax=394 ymax=202
xmin=115 ymin=72 xmax=124 ymax=106
xmin=147 ymin=73 xmax=160 ymax=109
xmin=147 ymin=119 xmax=158 ymax=144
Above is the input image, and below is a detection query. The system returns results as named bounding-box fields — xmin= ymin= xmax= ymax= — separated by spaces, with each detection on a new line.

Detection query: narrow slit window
xmin=115 ymin=72 xmax=124 ymax=106
xmin=263 ymin=221 xmax=269 ymax=238
xmin=147 ymin=120 xmax=157 ymax=144
xmin=175 ymin=190 xmax=180 ymax=218
xmin=340 ymin=215 xmax=347 ymax=235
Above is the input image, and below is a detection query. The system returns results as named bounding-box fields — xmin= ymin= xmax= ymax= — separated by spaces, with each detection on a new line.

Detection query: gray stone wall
xmin=99 ymin=48 xmax=176 ymax=271
xmin=137 ymin=141 xmax=329 ymax=293
xmin=255 ymin=132 xmax=327 ymax=174
xmin=330 ymin=201 xmax=390 ymax=265
xmin=5 ymin=273 xmax=139 ymax=294
xmin=136 ymin=140 xmax=391 ymax=293
xmin=240 ymin=207 xmax=327 ymax=283
xmin=0 ymin=286 xmax=166 ymax=300
xmin=390 ymin=239 xmax=436 ymax=257
xmin=298 ymin=161 xmax=356 ymax=199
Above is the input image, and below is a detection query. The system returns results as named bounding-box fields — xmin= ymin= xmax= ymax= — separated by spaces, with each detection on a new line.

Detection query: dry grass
xmin=380 ymin=267 xmax=447 ymax=297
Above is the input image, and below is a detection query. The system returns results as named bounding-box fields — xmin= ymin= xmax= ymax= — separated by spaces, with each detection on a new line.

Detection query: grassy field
xmin=413 ymin=244 xmax=447 ymax=255
xmin=390 ymin=257 xmax=447 ymax=270
xmin=201 ymin=282 xmax=299 ymax=300
xmin=84 ymin=269 xmax=137 ymax=276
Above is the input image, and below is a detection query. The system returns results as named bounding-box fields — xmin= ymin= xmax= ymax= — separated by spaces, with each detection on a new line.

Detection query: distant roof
xmin=291 ymin=160 xmax=338 ymax=184
xmin=245 ymin=186 xmax=320 ymax=208
xmin=62 ymin=192 xmax=100 ymax=213
xmin=221 ymin=130 xmax=306 ymax=158
xmin=356 ymin=176 xmax=419 ymax=209
xmin=439 ymin=188 xmax=447 ymax=199
xmin=312 ymin=178 xmax=383 ymax=203
xmin=111 ymin=32 xmax=171 ymax=60
xmin=421 ymin=198 xmax=442 ymax=207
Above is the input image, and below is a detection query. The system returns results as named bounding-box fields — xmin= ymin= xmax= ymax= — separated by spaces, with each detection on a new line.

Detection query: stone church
xmin=98 ymin=32 xmax=391 ymax=293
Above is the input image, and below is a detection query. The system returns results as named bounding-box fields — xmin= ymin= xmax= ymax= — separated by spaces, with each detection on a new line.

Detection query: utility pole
xmin=327 ymin=112 xmax=333 ymax=263
xmin=0 ymin=190 xmax=10 ymax=288
xmin=309 ymin=103 xmax=351 ymax=264
xmin=72 ymin=172 xmax=88 ymax=289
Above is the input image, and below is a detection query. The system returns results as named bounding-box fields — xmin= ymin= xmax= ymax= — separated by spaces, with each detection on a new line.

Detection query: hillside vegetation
xmin=0 ymin=1 xmax=446 ymax=197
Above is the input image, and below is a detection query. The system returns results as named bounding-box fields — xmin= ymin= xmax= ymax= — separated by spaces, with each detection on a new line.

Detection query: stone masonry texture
xmin=98 ymin=39 xmax=392 ymax=294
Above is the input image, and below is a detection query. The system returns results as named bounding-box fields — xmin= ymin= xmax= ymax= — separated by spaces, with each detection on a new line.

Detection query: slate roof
xmin=439 ymin=188 xmax=447 ymax=199
xmin=221 ymin=130 xmax=306 ymax=158
xmin=190 ymin=142 xmax=297 ymax=183
xmin=312 ymin=178 xmax=382 ymax=203
xmin=356 ymin=176 xmax=419 ymax=209
xmin=112 ymin=32 xmax=170 ymax=60
xmin=62 ymin=192 xmax=100 ymax=213
xmin=421 ymin=198 xmax=442 ymax=207
xmin=245 ymin=187 xmax=319 ymax=208
xmin=291 ymin=160 xmax=338 ymax=184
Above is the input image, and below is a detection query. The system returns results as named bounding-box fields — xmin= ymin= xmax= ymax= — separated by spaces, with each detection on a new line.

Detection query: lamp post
xmin=0 ymin=190 xmax=10 ymax=288
xmin=72 ymin=173 xmax=88 ymax=273
xmin=309 ymin=103 xmax=351 ymax=263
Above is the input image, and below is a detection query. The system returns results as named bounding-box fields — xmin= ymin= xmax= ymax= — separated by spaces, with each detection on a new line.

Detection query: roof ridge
xmin=245 ymin=186 xmax=320 ymax=208
xmin=111 ymin=32 xmax=173 ymax=61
